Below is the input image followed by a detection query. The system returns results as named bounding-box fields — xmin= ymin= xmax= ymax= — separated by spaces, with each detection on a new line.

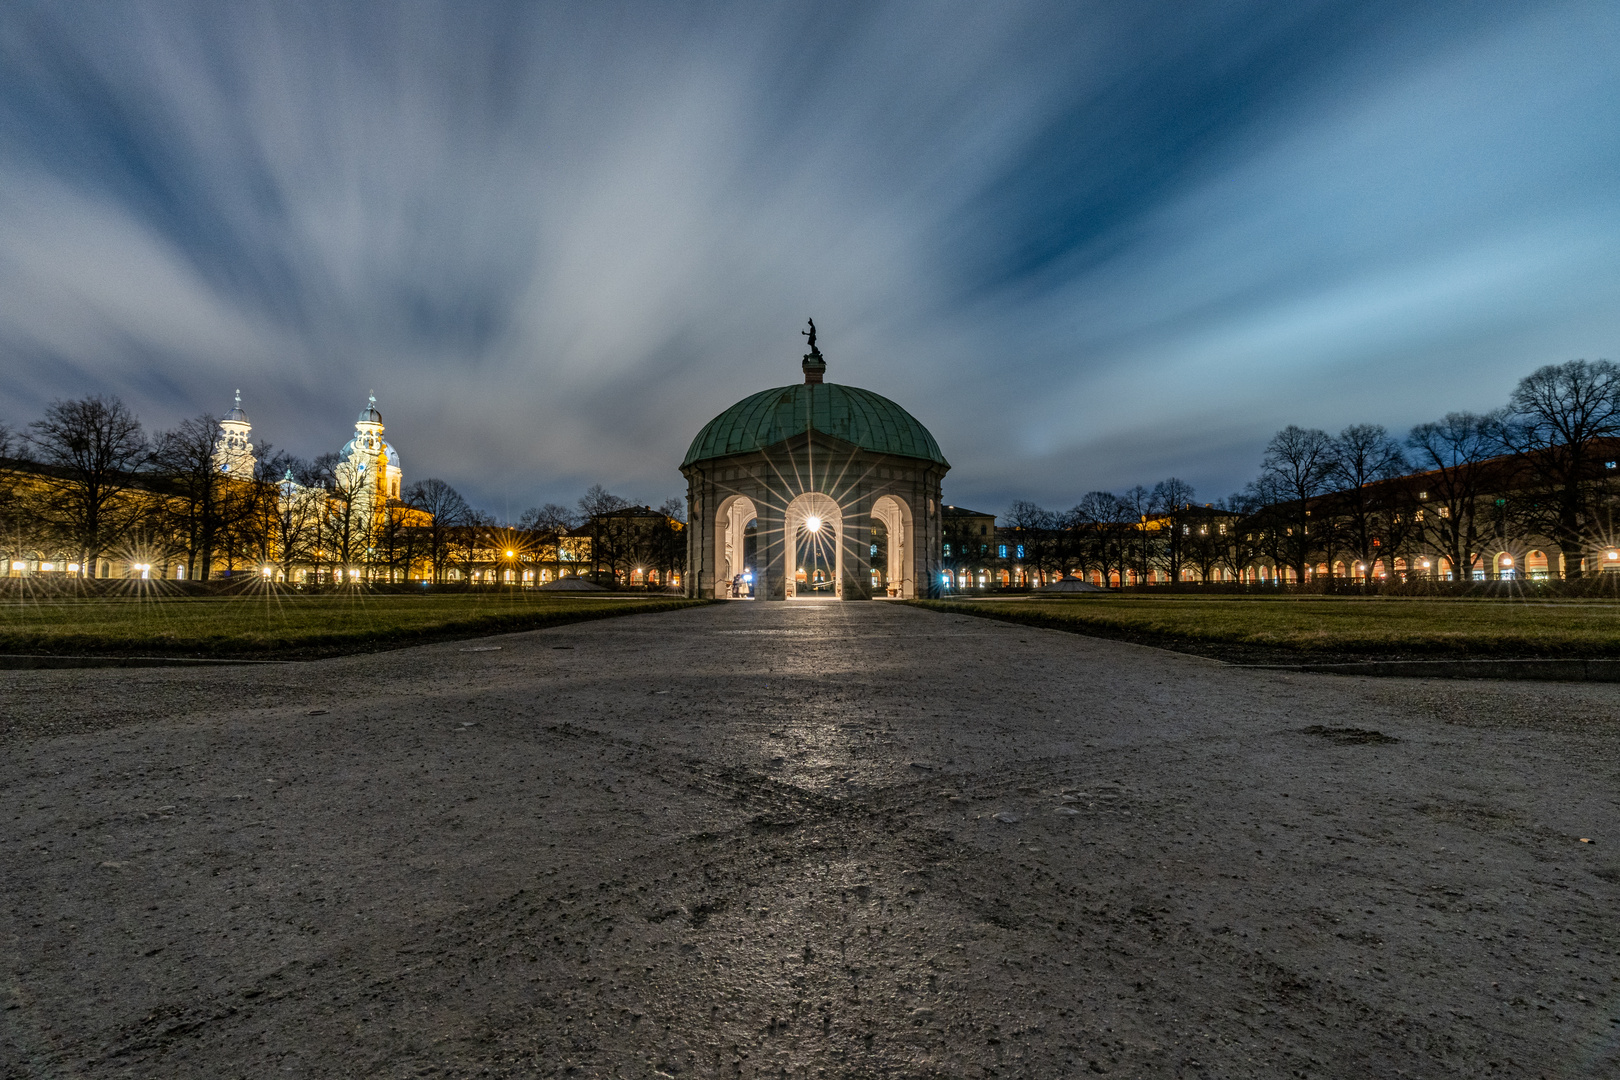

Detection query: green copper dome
xmin=683 ymin=382 xmax=947 ymax=467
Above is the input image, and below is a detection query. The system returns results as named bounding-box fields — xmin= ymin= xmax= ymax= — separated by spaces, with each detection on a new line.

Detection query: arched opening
xmin=870 ymin=494 xmax=914 ymax=598
xmin=785 ymin=491 xmax=843 ymax=599
xmin=1495 ymin=552 xmax=1516 ymax=580
xmin=1526 ymin=550 xmax=1549 ymax=579
xmin=714 ymin=495 xmax=760 ymax=598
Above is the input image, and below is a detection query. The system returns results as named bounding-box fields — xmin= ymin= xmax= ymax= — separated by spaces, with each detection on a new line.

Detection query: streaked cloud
xmin=0 ymin=0 xmax=1614 ymax=515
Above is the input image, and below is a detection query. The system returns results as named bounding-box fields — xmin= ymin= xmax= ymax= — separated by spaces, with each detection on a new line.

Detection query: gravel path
xmin=3 ymin=601 xmax=1618 ymax=1078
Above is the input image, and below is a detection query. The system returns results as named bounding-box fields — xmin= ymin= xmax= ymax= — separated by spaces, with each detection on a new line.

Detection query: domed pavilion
xmin=682 ymin=326 xmax=948 ymax=600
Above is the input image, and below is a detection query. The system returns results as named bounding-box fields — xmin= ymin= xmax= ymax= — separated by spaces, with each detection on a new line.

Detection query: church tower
xmin=336 ymin=393 xmax=403 ymax=514
xmin=214 ymin=390 xmax=256 ymax=476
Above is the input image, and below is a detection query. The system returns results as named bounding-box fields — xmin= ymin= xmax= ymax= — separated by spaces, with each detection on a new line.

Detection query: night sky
xmin=2 ymin=1 xmax=1617 ymax=518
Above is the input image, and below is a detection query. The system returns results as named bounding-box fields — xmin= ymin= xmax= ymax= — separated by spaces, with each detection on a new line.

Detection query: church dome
xmin=222 ymin=390 xmax=248 ymax=424
xmin=683 ymin=382 xmax=947 ymax=467
xmin=357 ymin=401 xmax=382 ymax=424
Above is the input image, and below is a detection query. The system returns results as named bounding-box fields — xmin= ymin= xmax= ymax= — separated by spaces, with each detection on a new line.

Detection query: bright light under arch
xmin=804 ymin=515 xmax=823 ymax=533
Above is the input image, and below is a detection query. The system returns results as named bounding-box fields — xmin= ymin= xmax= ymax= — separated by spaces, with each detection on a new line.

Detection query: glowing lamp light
xmin=804 ymin=515 xmax=823 ymax=533
xmin=1501 ymin=556 xmax=1513 ymax=567
xmin=261 ymin=566 xmax=274 ymax=577
xmin=67 ymin=563 xmax=79 ymax=573
xmin=505 ymin=550 xmax=515 ymax=558
xmin=39 ymin=562 xmax=53 ymax=571
xmin=1608 ymin=550 xmax=1619 ymax=561
xmin=10 ymin=561 xmax=25 ymax=571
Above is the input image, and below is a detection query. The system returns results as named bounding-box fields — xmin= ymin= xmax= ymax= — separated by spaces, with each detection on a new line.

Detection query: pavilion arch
xmin=714 ymin=494 xmax=760 ymax=592
xmin=870 ymin=493 xmax=915 ymax=598
xmin=784 ymin=491 xmax=842 ymax=599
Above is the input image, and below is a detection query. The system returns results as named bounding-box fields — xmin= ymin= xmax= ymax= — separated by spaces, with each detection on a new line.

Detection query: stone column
xmin=842 ymin=490 xmax=875 ymax=600
xmin=758 ymin=499 xmax=788 ymax=601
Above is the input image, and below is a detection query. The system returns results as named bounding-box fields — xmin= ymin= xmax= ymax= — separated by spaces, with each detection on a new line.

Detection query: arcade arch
xmin=714 ymin=495 xmax=760 ymax=595
xmin=870 ymin=494 xmax=915 ymax=598
xmin=785 ymin=491 xmax=842 ymax=598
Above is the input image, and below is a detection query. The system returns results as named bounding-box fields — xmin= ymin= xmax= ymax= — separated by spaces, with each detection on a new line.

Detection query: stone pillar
xmin=842 ymin=492 xmax=875 ymax=600
xmin=758 ymin=501 xmax=788 ymax=601
xmin=683 ymin=475 xmax=702 ymax=598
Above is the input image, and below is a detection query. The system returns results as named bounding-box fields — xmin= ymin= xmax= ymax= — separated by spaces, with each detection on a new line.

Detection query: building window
xmin=998 ymin=544 xmax=1007 ymax=558
xmin=943 ymin=543 xmax=952 ymax=556
xmin=1016 ymin=545 xmax=1024 ymax=559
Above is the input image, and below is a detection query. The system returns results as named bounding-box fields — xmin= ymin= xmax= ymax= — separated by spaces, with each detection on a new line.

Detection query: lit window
xmin=943 ymin=543 xmax=951 ymax=556
xmin=998 ymin=544 xmax=1007 ymax=558
xmin=1016 ymin=545 xmax=1024 ymax=558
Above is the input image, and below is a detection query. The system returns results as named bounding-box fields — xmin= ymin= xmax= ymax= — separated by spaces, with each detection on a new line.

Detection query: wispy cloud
xmin=0 ymin=0 xmax=1613 ymax=515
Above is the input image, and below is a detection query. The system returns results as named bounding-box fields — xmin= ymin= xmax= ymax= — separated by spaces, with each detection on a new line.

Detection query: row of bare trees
xmin=517 ymin=485 xmax=687 ymax=586
xmin=0 ymin=394 xmax=689 ymax=585
xmin=961 ymin=360 xmax=1620 ymax=586
xmin=0 ymin=395 xmax=478 ymax=581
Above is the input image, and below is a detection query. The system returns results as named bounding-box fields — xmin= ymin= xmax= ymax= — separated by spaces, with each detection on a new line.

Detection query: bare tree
xmin=311 ymin=452 xmax=370 ymax=582
xmin=1152 ymin=477 xmax=1197 ymax=583
xmin=1219 ymin=490 xmax=1267 ymax=582
xmin=658 ymin=496 xmax=687 ymax=524
xmin=263 ymin=456 xmax=323 ymax=582
xmin=0 ymin=421 xmax=39 ymax=573
xmin=152 ymin=414 xmax=230 ymax=580
xmin=1258 ymin=425 xmax=1335 ymax=583
xmin=1113 ymin=485 xmax=1158 ymax=584
xmin=25 ymin=396 xmax=152 ymax=577
xmin=578 ymin=484 xmax=629 ymax=580
xmin=1407 ymin=412 xmax=1497 ymax=581
xmin=1327 ymin=424 xmax=1407 ymax=579
xmin=1005 ymin=500 xmax=1058 ymax=584
xmin=1495 ymin=359 xmax=1620 ymax=576
xmin=519 ymin=502 xmax=578 ymax=534
xmin=405 ymin=478 xmax=471 ymax=583
xmin=1070 ymin=491 xmax=1128 ymax=587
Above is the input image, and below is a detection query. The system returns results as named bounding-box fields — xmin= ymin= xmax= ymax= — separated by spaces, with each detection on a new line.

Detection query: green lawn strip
xmin=0 ymin=595 xmax=712 ymax=659
xmin=909 ymin=597 xmax=1620 ymax=663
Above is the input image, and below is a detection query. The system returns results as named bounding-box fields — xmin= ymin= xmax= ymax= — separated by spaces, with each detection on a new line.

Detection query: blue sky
xmin=2 ymin=1 xmax=1617 ymax=518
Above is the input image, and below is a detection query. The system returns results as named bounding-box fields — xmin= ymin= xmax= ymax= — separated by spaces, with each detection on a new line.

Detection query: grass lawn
xmin=912 ymin=595 xmax=1620 ymax=662
xmin=0 ymin=589 xmax=708 ymax=659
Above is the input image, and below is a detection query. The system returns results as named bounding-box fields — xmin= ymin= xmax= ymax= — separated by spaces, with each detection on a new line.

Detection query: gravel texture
xmin=2 ymin=600 xmax=1618 ymax=1078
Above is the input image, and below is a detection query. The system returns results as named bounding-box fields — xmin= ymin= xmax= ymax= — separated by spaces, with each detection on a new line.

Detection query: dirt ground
xmin=2 ymin=601 xmax=1618 ymax=1079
